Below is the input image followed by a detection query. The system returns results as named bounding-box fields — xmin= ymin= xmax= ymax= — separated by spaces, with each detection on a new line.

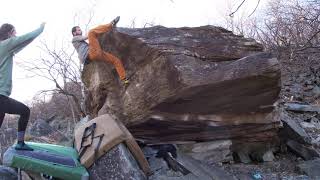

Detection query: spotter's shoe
xmin=15 ymin=141 xmax=33 ymax=151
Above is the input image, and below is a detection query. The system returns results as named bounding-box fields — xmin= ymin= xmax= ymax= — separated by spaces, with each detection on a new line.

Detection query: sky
xmin=0 ymin=0 xmax=269 ymax=104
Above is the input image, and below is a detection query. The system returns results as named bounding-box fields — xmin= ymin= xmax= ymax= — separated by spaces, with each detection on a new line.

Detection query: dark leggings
xmin=0 ymin=95 xmax=30 ymax=132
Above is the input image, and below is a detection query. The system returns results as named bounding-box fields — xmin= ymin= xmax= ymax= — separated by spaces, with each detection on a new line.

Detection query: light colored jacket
xmin=0 ymin=25 xmax=44 ymax=96
xmin=72 ymin=35 xmax=89 ymax=64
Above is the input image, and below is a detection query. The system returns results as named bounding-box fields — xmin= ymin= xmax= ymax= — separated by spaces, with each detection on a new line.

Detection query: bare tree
xmin=21 ymin=41 xmax=85 ymax=121
xmin=223 ymin=0 xmax=259 ymax=38
xmin=229 ymin=0 xmax=261 ymax=17
xmin=229 ymin=0 xmax=247 ymax=17
xmin=252 ymin=0 xmax=320 ymax=55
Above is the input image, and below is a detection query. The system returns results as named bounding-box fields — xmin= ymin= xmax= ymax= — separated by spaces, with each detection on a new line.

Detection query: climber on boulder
xmin=71 ymin=16 xmax=129 ymax=85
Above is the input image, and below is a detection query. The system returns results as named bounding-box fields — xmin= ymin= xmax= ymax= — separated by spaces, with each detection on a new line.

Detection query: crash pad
xmin=74 ymin=114 xmax=151 ymax=175
xmin=3 ymin=142 xmax=89 ymax=180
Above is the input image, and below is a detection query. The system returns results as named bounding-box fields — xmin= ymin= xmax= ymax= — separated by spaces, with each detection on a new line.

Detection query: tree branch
xmin=229 ymin=0 xmax=246 ymax=17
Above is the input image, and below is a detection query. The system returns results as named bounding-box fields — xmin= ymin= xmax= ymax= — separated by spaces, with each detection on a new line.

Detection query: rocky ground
xmin=222 ymin=153 xmax=309 ymax=179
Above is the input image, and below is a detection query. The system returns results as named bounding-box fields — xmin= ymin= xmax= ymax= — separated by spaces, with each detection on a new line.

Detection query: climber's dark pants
xmin=0 ymin=95 xmax=30 ymax=132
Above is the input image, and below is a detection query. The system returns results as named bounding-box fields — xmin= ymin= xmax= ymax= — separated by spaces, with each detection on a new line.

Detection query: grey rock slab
xmin=297 ymin=158 xmax=320 ymax=179
xmin=89 ymin=143 xmax=147 ymax=180
xmin=0 ymin=165 xmax=17 ymax=180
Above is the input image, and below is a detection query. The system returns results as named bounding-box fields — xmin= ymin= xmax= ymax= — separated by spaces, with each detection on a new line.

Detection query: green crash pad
xmin=3 ymin=142 xmax=89 ymax=180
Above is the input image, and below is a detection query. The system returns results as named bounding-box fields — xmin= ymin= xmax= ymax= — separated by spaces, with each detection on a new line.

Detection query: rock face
xmin=0 ymin=128 xmax=16 ymax=163
xmin=177 ymin=140 xmax=233 ymax=164
xmin=144 ymin=145 xmax=236 ymax=180
xmin=297 ymin=158 xmax=320 ymax=179
xmin=0 ymin=166 xmax=17 ymax=180
xmin=89 ymin=143 xmax=146 ymax=180
xmin=82 ymin=25 xmax=281 ymax=144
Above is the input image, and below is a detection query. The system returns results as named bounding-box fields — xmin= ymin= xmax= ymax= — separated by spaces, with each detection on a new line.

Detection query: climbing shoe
xmin=111 ymin=16 xmax=120 ymax=27
xmin=15 ymin=141 xmax=33 ymax=151
xmin=123 ymin=78 xmax=129 ymax=86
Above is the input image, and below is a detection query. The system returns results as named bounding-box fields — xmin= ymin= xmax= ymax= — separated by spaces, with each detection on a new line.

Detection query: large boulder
xmin=82 ymin=25 xmax=281 ymax=144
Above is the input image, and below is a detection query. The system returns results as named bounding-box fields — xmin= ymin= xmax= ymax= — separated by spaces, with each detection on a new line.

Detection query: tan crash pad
xmin=74 ymin=114 xmax=151 ymax=175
